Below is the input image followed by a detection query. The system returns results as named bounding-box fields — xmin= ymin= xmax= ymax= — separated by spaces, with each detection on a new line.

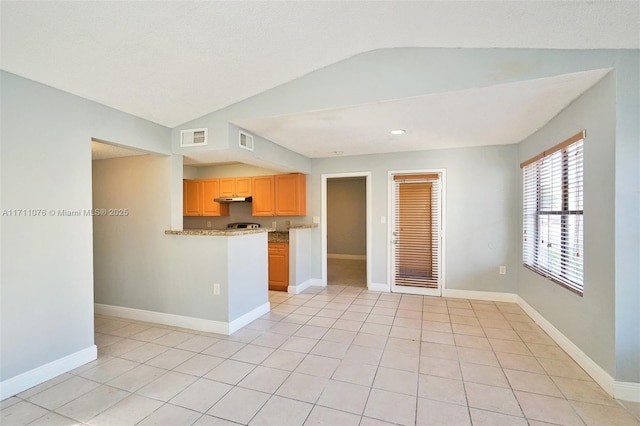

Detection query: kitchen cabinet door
xmin=184 ymin=179 xmax=229 ymax=217
xmin=235 ymin=177 xmax=252 ymax=196
xmin=268 ymin=243 xmax=289 ymax=291
xmin=219 ymin=178 xmax=236 ymax=197
xmin=252 ymin=176 xmax=275 ymax=216
xmin=275 ymin=173 xmax=306 ymax=216
xmin=183 ymin=180 xmax=201 ymax=216
xmin=220 ymin=177 xmax=252 ymax=197
xmin=202 ymin=179 xmax=229 ymax=216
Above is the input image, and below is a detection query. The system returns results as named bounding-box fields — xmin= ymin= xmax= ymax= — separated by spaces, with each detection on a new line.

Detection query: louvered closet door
xmin=391 ymin=173 xmax=442 ymax=296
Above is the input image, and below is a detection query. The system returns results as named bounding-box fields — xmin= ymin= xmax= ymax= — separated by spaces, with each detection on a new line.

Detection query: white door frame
xmin=387 ymin=169 xmax=447 ymax=296
xmin=321 ymin=172 xmax=372 ymax=289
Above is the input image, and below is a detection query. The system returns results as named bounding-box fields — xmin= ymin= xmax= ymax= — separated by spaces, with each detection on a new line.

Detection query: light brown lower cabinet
xmin=268 ymin=242 xmax=289 ymax=291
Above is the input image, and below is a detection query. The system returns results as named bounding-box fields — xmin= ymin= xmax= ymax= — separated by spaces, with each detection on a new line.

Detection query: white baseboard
xmin=368 ymin=282 xmax=390 ymax=292
xmin=95 ymin=303 xmax=269 ymax=336
xmin=310 ymin=278 xmax=326 ymax=287
xmin=516 ymin=296 xmax=616 ymax=396
xmin=614 ymin=381 xmax=640 ymax=402
xmin=288 ymin=279 xmax=313 ymax=294
xmin=228 ymin=303 xmax=271 ymax=334
xmin=443 ymin=289 xmax=518 ymax=302
xmin=328 ymin=254 xmax=367 ymax=260
xmin=1 ymin=345 xmax=97 ymax=401
xmin=423 ymin=289 xmax=640 ymax=402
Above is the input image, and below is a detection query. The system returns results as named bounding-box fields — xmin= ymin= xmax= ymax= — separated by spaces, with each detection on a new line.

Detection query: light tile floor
xmin=2 ymin=285 xmax=639 ymax=426
xmin=328 ymin=259 xmax=366 ymax=287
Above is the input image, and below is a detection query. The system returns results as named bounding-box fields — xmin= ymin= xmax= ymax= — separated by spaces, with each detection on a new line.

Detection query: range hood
xmin=213 ymin=196 xmax=252 ymax=203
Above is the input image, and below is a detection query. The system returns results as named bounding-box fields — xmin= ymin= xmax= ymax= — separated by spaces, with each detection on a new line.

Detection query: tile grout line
xmin=6 ymin=285 xmax=639 ymax=426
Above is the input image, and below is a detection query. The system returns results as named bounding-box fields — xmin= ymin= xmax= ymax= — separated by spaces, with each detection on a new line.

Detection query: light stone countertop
xmin=268 ymin=224 xmax=317 ymax=242
xmin=166 ymin=223 xmax=316 ymax=237
xmin=288 ymin=224 xmax=318 ymax=229
xmin=268 ymin=231 xmax=290 ymax=243
xmin=165 ymin=228 xmax=274 ymax=236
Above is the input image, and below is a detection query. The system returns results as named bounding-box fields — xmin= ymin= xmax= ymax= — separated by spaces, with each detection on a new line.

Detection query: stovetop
xmin=227 ymin=222 xmax=261 ymax=229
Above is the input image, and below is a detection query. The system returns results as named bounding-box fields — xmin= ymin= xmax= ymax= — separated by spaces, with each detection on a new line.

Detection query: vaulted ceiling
xmin=234 ymin=69 xmax=610 ymax=158
xmin=1 ymin=1 xmax=638 ymax=161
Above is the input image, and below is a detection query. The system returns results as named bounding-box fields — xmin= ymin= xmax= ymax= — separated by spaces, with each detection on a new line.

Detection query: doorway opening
xmin=91 ymin=139 xmax=157 ymax=317
xmin=321 ymin=172 xmax=372 ymax=289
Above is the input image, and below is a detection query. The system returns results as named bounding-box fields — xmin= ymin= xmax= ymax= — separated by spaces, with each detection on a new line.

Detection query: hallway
xmin=327 ymin=258 xmax=366 ymax=287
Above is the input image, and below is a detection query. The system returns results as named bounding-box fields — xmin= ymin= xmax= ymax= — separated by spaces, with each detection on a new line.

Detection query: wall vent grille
xmin=180 ymin=128 xmax=208 ymax=147
xmin=239 ymin=131 xmax=254 ymax=152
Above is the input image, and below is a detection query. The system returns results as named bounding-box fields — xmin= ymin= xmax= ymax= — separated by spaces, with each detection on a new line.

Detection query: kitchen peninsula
xmin=158 ymin=227 xmax=273 ymax=335
xmin=150 ymin=168 xmax=315 ymax=334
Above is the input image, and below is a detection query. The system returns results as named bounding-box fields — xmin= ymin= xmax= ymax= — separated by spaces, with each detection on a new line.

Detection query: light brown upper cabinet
xmin=183 ymin=180 xmax=202 ymax=216
xmin=219 ymin=177 xmax=251 ymax=197
xmin=251 ymin=176 xmax=275 ymax=216
xmin=202 ymin=179 xmax=229 ymax=216
xmin=276 ymin=173 xmax=306 ymax=216
xmin=183 ymin=179 xmax=229 ymax=217
xmin=251 ymin=173 xmax=306 ymax=216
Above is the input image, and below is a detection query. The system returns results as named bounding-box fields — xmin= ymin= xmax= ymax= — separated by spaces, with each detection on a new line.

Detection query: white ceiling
xmin=1 ymin=1 xmax=638 ymax=130
xmin=235 ymin=69 xmax=610 ymax=158
xmin=91 ymin=140 xmax=150 ymax=161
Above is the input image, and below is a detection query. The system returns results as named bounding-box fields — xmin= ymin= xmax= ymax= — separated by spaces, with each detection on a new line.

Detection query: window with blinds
xmin=393 ymin=174 xmax=441 ymax=289
xmin=521 ymin=131 xmax=584 ymax=295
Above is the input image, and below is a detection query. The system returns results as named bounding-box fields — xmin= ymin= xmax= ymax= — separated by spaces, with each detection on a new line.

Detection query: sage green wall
xmin=327 ymin=177 xmax=367 ymax=256
xmin=518 ymin=74 xmax=617 ymax=376
xmin=194 ymin=163 xmax=277 ymax=178
xmin=93 ymin=155 xmax=176 ymax=314
xmin=611 ymin=55 xmax=640 ymax=384
xmin=310 ymin=145 xmax=521 ymax=291
xmin=0 ymin=71 xmax=171 ymax=384
xmin=227 ymin=233 xmax=269 ymax=321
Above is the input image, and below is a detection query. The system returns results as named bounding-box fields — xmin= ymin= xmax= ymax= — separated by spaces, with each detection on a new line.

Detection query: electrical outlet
xmin=206 ymin=221 xmax=212 ymax=228
xmin=271 ymin=221 xmax=277 ymax=229
xmin=499 ymin=266 xmax=506 ymax=275
xmin=286 ymin=220 xmax=292 ymax=227
xmin=381 ymin=216 xmax=386 ymax=224
xmin=313 ymin=216 xmax=320 ymax=224
xmin=213 ymin=283 xmax=220 ymax=295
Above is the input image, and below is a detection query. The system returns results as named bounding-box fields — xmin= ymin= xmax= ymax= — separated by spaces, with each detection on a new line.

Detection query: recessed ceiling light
xmin=333 ymin=151 xmax=344 ymax=156
xmin=390 ymin=129 xmax=405 ymax=135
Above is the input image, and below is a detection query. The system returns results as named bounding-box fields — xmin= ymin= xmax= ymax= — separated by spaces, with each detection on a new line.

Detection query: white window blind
xmin=393 ymin=174 xmax=441 ymax=289
xmin=522 ymin=131 xmax=584 ymax=295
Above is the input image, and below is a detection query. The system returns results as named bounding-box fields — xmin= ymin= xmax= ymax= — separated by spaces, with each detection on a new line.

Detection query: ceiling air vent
xmin=180 ymin=128 xmax=208 ymax=147
xmin=239 ymin=131 xmax=254 ymax=152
